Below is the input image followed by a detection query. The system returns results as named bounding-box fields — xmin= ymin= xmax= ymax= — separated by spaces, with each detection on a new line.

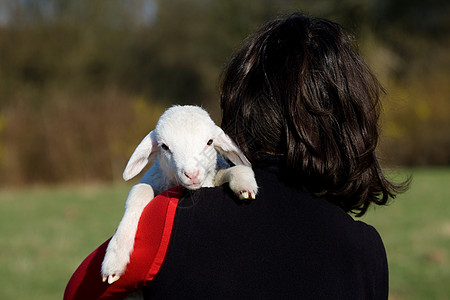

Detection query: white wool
xmin=101 ymin=105 xmax=257 ymax=291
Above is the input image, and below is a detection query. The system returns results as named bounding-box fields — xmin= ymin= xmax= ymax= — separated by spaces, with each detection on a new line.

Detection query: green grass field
xmin=361 ymin=168 xmax=450 ymax=300
xmin=0 ymin=168 xmax=449 ymax=300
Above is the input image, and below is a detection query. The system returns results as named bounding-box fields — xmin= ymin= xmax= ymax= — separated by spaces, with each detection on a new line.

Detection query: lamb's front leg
xmin=215 ymin=165 xmax=258 ymax=200
xmin=102 ymin=183 xmax=155 ymax=284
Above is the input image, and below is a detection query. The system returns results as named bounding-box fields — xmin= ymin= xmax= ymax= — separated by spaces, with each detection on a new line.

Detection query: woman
xmin=65 ymin=13 xmax=407 ymax=300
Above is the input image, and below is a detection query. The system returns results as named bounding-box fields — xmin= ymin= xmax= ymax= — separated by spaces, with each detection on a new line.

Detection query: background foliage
xmin=0 ymin=0 xmax=448 ymax=185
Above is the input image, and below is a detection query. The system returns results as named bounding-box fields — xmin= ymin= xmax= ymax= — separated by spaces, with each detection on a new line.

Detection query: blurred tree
xmin=0 ymin=0 xmax=448 ymax=185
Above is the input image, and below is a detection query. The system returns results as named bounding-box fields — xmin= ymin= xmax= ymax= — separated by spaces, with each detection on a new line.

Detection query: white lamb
xmin=101 ymin=105 xmax=258 ymax=285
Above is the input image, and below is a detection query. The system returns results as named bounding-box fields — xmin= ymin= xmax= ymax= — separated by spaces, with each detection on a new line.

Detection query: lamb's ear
xmin=123 ymin=131 xmax=159 ymax=181
xmin=213 ymin=126 xmax=251 ymax=167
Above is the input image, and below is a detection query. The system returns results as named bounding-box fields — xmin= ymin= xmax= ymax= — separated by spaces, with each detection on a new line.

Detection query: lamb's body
xmin=101 ymin=106 xmax=258 ymax=288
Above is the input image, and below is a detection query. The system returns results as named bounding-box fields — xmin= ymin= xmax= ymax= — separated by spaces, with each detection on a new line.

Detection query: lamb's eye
xmin=161 ymin=144 xmax=169 ymax=151
xmin=207 ymin=139 xmax=213 ymax=146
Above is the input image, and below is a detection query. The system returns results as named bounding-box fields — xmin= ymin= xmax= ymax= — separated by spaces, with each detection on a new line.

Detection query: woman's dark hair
xmin=220 ymin=13 xmax=408 ymax=216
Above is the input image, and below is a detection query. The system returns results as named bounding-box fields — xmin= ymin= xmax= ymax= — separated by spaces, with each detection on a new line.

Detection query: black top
xmin=143 ymin=158 xmax=388 ymax=299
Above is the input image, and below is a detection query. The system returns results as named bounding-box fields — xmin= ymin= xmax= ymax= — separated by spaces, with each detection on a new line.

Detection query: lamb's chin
xmin=183 ymin=182 xmax=203 ymax=190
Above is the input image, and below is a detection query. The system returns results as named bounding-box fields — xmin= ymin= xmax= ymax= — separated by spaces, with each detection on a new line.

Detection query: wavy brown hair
xmin=220 ymin=13 xmax=408 ymax=216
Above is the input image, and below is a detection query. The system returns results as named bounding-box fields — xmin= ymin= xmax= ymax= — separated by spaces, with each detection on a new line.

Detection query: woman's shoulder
xmin=312 ymin=195 xmax=385 ymax=250
xmin=353 ymin=220 xmax=386 ymax=254
xmin=159 ymin=182 xmax=388 ymax=298
xmin=179 ymin=178 xmax=385 ymax=252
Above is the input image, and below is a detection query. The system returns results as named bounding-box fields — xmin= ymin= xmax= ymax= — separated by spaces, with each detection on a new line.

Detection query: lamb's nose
xmin=184 ymin=170 xmax=199 ymax=180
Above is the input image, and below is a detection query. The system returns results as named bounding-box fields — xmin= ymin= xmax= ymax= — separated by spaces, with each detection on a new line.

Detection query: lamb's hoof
xmin=102 ymin=274 xmax=121 ymax=284
xmin=239 ymin=190 xmax=256 ymax=200
xmin=102 ymin=235 xmax=131 ymax=285
xmin=101 ymin=249 xmax=127 ymax=284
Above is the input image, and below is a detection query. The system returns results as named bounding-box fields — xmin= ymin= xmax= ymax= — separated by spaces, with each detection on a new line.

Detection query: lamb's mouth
xmin=184 ymin=182 xmax=202 ymax=190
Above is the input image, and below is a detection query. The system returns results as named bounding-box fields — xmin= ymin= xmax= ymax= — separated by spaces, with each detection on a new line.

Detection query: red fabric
xmin=64 ymin=186 xmax=184 ymax=300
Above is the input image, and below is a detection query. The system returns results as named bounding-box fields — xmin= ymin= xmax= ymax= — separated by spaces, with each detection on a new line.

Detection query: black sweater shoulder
xmin=144 ymin=165 xmax=388 ymax=299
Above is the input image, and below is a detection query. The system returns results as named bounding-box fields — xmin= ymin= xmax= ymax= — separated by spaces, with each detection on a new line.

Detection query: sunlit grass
xmin=0 ymin=183 xmax=132 ymax=300
xmin=361 ymin=168 xmax=450 ymax=300
xmin=0 ymin=168 xmax=449 ymax=299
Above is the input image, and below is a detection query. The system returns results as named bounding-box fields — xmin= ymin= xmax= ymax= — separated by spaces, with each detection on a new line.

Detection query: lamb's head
xmin=154 ymin=105 xmax=222 ymax=189
xmin=122 ymin=105 xmax=251 ymax=190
